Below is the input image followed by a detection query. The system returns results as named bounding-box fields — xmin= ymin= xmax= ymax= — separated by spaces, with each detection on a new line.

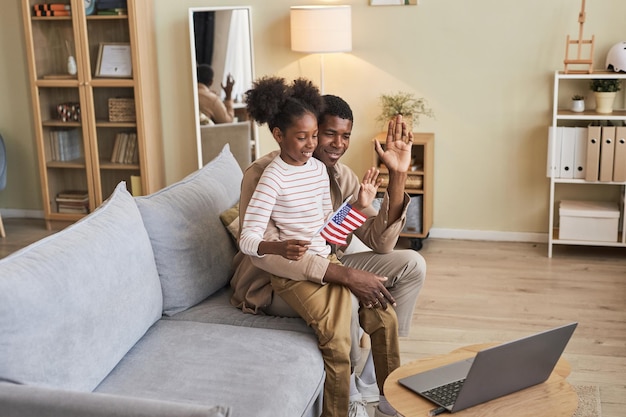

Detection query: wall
xmin=2 ymin=0 xmax=626 ymax=238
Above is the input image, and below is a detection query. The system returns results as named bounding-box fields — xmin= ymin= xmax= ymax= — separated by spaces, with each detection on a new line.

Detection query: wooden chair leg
xmin=0 ymin=213 xmax=5 ymax=238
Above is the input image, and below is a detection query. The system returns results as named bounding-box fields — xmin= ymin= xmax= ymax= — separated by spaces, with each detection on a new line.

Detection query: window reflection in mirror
xmin=193 ymin=9 xmax=252 ymax=105
xmin=189 ymin=6 xmax=256 ymax=169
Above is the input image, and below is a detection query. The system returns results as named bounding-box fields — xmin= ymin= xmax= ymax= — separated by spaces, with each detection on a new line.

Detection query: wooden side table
xmin=384 ymin=344 xmax=578 ymax=417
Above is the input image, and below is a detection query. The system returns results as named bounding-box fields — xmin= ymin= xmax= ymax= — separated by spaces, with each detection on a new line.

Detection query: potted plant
xmin=570 ymin=94 xmax=585 ymax=112
xmin=589 ymin=79 xmax=622 ymax=114
xmin=376 ymin=91 xmax=435 ymax=132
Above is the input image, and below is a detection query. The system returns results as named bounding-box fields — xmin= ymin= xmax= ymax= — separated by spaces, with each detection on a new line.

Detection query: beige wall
xmin=2 ymin=0 xmax=625 ymax=236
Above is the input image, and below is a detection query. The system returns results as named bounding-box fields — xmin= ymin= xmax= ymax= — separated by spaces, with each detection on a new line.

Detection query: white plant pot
xmin=594 ymin=92 xmax=616 ymax=114
xmin=571 ymin=100 xmax=585 ymax=112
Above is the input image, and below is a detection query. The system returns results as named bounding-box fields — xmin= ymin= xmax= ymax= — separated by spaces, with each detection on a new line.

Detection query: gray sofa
xmin=0 ymin=145 xmax=324 ymax=417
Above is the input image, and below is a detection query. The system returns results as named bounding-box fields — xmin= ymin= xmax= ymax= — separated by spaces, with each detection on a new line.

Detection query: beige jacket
xmin=230 ymin=151 xmax=410 ymax=314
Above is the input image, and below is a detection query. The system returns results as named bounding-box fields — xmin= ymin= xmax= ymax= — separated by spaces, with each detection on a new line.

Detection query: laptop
xmin=398 ymin=322 xmax=577 ymax=414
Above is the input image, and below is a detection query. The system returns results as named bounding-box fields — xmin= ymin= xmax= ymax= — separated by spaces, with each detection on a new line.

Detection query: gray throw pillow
xmin=0 ymin=182 xmax=163 ymax=391
xmin=135 ymin=144 xmax=243 ymax=316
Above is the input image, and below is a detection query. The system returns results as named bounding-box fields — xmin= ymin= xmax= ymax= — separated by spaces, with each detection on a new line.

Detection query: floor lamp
xmin=290 ymin=5 xmax=352 ymax=94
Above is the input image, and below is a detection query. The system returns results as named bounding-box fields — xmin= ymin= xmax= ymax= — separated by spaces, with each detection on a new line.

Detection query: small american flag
xmin=319 ymin=200 xmax=367 ymax=246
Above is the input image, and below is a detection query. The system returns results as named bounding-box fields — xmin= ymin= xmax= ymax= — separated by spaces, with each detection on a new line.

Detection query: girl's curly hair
xmin=245 ymin=76 xmax=324 ymax=134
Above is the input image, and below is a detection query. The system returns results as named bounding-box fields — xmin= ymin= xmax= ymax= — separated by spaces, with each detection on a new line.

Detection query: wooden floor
xmin=1 ymin=220 xmax=624 ymax=416
xmin=0 ymin=218 xmax=57 ymax=259
xmin=401 ymin=237 xmax=625 ymax=417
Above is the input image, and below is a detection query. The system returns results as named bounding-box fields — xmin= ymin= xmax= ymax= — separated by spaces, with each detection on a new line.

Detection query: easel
xmin=563 ymin=0 xmax=595 ymax=74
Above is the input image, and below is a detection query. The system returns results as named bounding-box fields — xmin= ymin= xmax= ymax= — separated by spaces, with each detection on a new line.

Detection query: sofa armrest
xmin=0 ymin=383 xmax=230 ymax=417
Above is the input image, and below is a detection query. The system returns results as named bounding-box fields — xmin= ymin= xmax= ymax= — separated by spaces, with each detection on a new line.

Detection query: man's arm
xmin=251 ymin=252 xmax=396 ymax=309
xmin=374 ymin=115 xmax=413 ymax=225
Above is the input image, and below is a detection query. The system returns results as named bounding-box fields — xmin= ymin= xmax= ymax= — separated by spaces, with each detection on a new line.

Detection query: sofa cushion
xmin=95 ymin=320 xmax=324 ymax=417
xmin=0 ymin=183 xmax=163 ymax=391
xmin=167 ymin=287 xmax=313 ymax=334
xmin=135 ymin=144 xmax=243 ymax=316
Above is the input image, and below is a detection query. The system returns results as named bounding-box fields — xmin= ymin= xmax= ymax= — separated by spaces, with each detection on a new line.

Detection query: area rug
xmin=573 ymin=385 xmax=602 ymax=417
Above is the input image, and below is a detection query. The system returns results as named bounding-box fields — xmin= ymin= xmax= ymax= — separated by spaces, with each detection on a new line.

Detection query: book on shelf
xmin=33 ymin=3 xmax=71 ymax=11
xmin=96 ymin=0 xmax=127 ymax=9
xmin=97 ymin=9 xmax=128 ymax=15
xmin=111 ymin=132 xmax=138 ymax=164
xmin=56 ymin=190 xmax=88 ymax=199
xmin=49 ymin=129 xmax=82 ymax=162
xmin=33 ymin=9 xmax=72 ymax=17
xmin=56 ymin=190 xmax=89 ymax=214
xmin=125 ymin=133 xmax=138 ymax=164
xmin=42 ymin=74 xmax=77 ymax=80
xmin=57 ymin=204 xmax=89 ymax=214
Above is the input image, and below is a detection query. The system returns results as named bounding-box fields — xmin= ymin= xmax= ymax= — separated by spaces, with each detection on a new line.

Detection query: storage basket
xmin=405 ymin=175 xmax=423 ymax=190
xmin=108 ymin=98 xmax=136 ymax=122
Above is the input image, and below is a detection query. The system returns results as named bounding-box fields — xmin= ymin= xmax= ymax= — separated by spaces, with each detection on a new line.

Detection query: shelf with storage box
xmin=21 ymin=0 xmax=164 ymax=229
xmin=372 ymin=132 xmax=434 ymax=251
xmin=547 ymin=70 xmax=626 ymax=257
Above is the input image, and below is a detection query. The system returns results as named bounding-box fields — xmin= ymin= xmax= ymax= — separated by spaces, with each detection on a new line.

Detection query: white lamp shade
xmin=290 ymin=5 xmax=352 ymax=53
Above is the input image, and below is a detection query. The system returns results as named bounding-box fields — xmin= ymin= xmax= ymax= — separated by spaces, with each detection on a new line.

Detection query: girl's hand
xmin=258 ymin=239 xmax=310 ymax=260
xmin=354 ymin=167 xmax=382 ymax=211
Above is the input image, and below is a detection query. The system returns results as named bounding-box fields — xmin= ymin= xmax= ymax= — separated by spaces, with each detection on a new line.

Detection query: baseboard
xmin=0 ymin=209 xmax=44 ymax=219
xmin=0 ymin=209 xmax=550 ymax=244
xmin=428 ymin=228 xmax=548 ymax=243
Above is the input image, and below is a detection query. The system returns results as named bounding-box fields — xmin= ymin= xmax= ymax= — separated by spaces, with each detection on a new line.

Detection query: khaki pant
xmin=270 ymin=274 xmax=400 ymax=417
xmin=340 ymin=248 xmax=425 ymax=337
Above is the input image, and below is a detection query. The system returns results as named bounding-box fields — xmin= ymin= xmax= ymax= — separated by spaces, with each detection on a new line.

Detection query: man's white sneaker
xmin=356 ymin=375 xmax=380 ymax=403
xmin=348 ymin=398 xmax=369 ymax=417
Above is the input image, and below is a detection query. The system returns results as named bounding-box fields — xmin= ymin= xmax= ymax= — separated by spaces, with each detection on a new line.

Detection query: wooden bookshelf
xmin=21 ymin=0 xmax=164 ymax=229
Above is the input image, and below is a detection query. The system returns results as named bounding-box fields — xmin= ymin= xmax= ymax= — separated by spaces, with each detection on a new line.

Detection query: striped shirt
xmin=239 ymin=155 xmax=332 ymax=258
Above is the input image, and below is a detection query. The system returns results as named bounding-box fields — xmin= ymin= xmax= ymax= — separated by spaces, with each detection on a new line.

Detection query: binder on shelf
xmin=613 ymin=126 xmax=626 ymax=182
xmin=547 ymin=126 xmax=562 ymax=178
xmin=585 ymin=125 xmax=601 ymax=181
xmin=559 ymin=127 xmax=576 ymax=179
xmin=599 ymin=126 xmax=616 ymax=182
xmin=573 ymin=127 xmax=587 ymax=179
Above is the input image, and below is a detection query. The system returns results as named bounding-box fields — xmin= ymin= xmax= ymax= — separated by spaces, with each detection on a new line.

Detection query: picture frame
xmin=95 ymin=43 xmax=132 ymax=78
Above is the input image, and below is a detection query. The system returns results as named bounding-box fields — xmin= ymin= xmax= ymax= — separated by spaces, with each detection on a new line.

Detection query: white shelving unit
xmin=548 ymin=70 xmax=626 ymax=257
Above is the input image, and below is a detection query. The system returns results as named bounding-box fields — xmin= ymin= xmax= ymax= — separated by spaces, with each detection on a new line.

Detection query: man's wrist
xmin=386 ymin=170 xmax=407 ymax=192
xmin=322 ymin=262 xmax=349 ymax=286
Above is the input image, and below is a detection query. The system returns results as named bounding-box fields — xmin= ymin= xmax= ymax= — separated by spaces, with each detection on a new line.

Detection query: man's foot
xmin=356 ymin=375 xmax=380 ymax=403
xmin=348 ymin=398 xmax=369 ymax=417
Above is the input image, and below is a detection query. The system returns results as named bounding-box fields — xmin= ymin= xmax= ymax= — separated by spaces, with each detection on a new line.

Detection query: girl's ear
xmin=272 ymin=127 xmax=283 ymax=144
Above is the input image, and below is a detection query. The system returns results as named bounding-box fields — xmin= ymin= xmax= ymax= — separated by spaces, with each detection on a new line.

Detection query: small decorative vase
xmin=594 ymin=92 xmax=616 ymax=114
xmin=67 ymin=56 xmax=77 ymax=75
xmin=571 ymin=99 xmax=585 ymax=112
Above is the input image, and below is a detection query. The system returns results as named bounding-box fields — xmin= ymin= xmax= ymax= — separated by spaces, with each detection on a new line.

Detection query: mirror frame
xmin=188 ymin=6 xmax=257 ymax=169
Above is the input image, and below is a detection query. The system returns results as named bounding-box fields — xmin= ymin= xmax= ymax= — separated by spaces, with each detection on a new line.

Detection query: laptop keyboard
xmin=422 ymin=378 xmax=466 ymax=407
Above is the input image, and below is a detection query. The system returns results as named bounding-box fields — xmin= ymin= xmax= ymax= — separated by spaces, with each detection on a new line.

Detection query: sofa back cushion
xmin=0 ymin=183 xmax=163 ymax=391
xmin=135 ymin=144 xmax=243 ymax=316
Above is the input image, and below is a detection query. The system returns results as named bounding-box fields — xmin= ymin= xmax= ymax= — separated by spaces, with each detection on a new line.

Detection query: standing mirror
xmin=189 ymin=6 xmax=256 ymax=170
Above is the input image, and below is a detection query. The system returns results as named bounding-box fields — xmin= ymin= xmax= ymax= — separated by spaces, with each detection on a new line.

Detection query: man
xmin=230 ymin=95 xmax=426 ymax=417
xmin=196 ymin=63 xmax=235 ymax=124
